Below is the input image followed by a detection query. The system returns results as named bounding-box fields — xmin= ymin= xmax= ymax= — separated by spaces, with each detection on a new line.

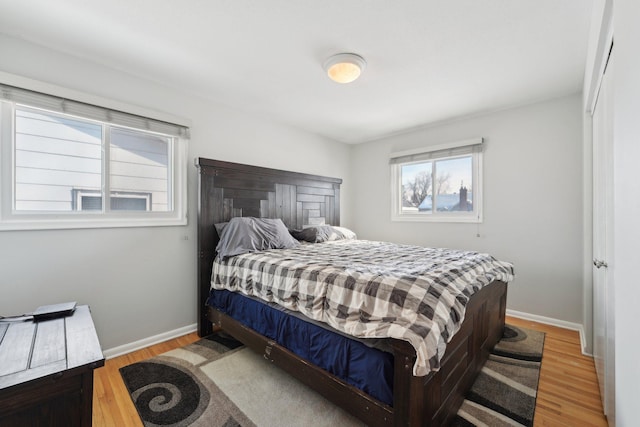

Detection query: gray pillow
xmin=214 ymin=222 xmax=228 ymax=237
xmin=216 ymin=217 xmax=299 ymax=259
xmin=290 ymin=225 xmax=357 ymax=243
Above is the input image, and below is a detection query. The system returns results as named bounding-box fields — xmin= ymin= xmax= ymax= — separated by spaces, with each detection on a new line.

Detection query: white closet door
xmin=592 ymin=53 xmax=615 ymax=424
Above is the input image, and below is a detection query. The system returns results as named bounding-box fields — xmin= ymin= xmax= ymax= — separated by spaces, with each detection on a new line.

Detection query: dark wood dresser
xmin=0 ymin=305 xmax=104 ymax=426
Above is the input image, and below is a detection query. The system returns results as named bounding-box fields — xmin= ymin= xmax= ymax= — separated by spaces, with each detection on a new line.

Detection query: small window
xmin=72 ymin=189 xmax=151 ymax=211
xmin=0 ymin=82 xmax=189 ymax=230
xmin=390 ymin=139 xmax=483 ymax=222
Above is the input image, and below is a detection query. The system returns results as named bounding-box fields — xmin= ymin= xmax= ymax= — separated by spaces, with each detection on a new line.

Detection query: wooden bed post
xmin=196 ymin=160 xmax=216 ymax=337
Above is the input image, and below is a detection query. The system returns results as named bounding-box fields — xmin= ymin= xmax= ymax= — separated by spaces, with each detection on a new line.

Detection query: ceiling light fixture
xmin=323 ymin=53 xmax=366 ymax=84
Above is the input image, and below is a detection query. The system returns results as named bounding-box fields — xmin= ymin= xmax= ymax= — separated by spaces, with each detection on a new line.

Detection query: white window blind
xmin=0 ymin=83 xmax=189 ymax=138
xmin=389 ymin=138 xmax=483 ymax=164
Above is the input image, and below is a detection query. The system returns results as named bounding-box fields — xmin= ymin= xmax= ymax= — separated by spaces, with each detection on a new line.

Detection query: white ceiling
xmin=0 ymin=0 xmax=594 ymax=144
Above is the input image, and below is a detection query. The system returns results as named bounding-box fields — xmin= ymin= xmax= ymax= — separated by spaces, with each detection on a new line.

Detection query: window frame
xmin=0 ymin=73 xmax=189 ymax=231
xmin=390 ymin=138 xmax=483 ymax=223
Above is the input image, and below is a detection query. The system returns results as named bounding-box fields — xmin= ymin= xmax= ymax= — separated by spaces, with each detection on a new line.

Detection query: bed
xmin=196 ymin=157 xmax=514 ymax=426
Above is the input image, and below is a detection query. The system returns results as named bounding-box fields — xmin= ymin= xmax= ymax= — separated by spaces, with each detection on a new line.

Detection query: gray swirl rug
xmin=120 ymin=324 xmax=544 ymax=427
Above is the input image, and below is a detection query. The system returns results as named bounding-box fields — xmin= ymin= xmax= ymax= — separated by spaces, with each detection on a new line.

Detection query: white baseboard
xmin=506 ymin=309 xmax=591 ymax=356
xmin=103 ymin=323 xmax=198 ymax=360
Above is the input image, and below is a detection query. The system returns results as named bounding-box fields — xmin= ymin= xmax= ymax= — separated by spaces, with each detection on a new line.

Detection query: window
xmin=72 ymin=189 xmax=151 ymax=211
xmin=0 ymin=81 xmax=189 ymax=230
xmin=390 ymin=138 xmax=483 ymax=222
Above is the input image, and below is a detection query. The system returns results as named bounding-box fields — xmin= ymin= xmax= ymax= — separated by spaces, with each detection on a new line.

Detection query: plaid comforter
xmin=211 ymin=239 xmax=515 ymax=376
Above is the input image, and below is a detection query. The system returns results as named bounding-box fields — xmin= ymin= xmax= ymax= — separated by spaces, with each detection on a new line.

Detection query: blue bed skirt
xmin=207 ymin=289 xmax=394 ymax=406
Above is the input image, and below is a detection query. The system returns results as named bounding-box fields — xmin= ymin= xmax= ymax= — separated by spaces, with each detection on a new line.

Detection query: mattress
xmin=211 ymin=239 xmax=515 ymax=375
xmin=207 ymin=288 xmax=395 ymax=405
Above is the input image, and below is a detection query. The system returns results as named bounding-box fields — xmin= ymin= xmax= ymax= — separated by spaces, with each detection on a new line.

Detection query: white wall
xmin=0 ymin=34 xmax=351 ymax=350
xmin=349 ymin=95 xmax=585 ymax=324
xmin=612 ymin=0 xmax=640 ymax=424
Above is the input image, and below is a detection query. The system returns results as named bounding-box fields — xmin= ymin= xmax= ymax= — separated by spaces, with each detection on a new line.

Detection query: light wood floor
xmin=93 ymin=333 xmax=200 ymax=426
xmin=506 ymin=317 xmax=608 ymax=427
xmin=92 ymin=317 xmax=608 ymax=426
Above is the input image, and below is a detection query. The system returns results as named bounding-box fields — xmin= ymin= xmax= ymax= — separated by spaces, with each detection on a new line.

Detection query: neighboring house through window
xmin=390 ymin=138 xmax=483 ymax=222
xmin=0 ymin=79 xmax=189 ymax=230
xmin=72 ymin=189 xmax=151 ymax=211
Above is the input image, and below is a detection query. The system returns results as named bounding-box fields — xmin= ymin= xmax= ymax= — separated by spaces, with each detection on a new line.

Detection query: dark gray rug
xmin=120 ymin=324 xmax=544 ymax=427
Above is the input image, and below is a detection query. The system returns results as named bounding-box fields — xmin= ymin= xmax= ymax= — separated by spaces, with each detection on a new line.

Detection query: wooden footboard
xmin=392 ymin=280 xmax=508 ymax=426
xmin=208 ymin=280 xmax=507 ymax=427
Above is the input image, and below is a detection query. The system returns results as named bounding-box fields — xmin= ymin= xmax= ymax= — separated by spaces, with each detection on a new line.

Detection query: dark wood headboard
xmin=195 ymin=158 xmax=343 ymax=336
